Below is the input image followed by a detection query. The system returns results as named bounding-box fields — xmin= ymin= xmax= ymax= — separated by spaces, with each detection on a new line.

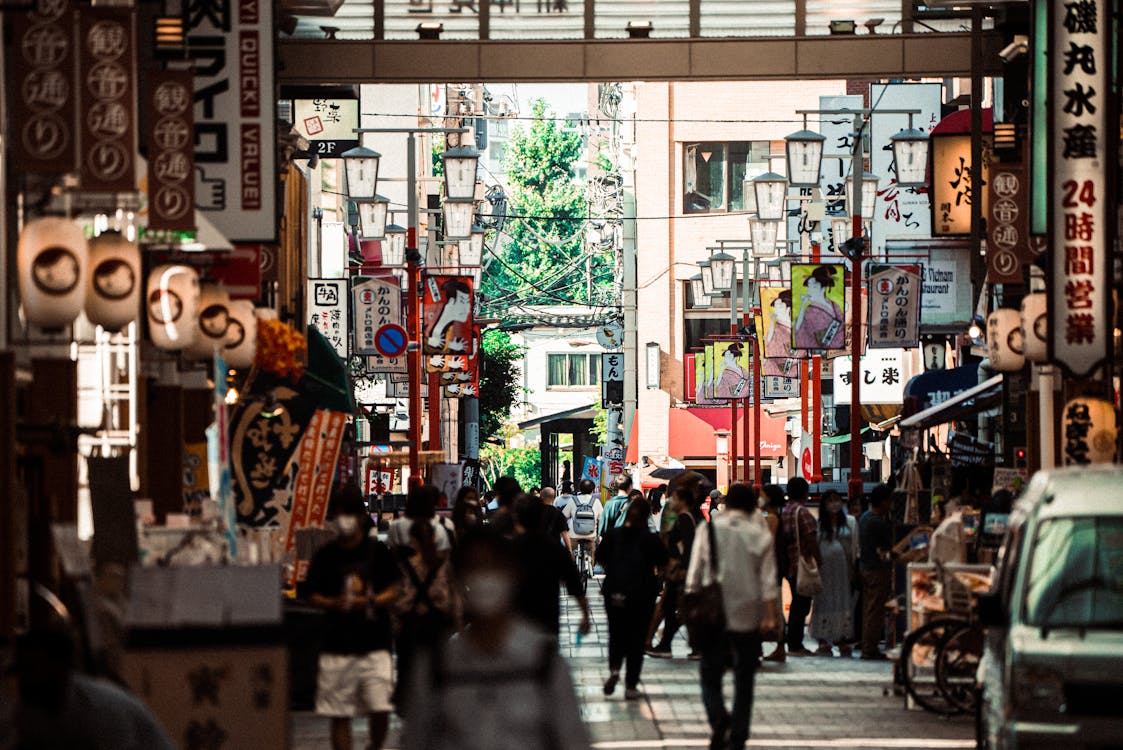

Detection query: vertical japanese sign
xmin=868 ymin=265 xmax=922 ymax=349
xmin=1048 ymin=0 xmax=1113 ymax=377
xmin=756 ymin=287 xmax=798 ymax=378
xmin=9 ymin=0 xmax=76 ymax=172
xmin=146 ymin=70 xmax=196 ymax=231
xmin=422 ymin=275 xmax=474 ymax=356
xmin=286 ymin=410 xmax=348 ymax=587
xmin=601 ymin=351 xmax=624 ymax=408
xmin=791 ymin=264 xmax=846 ymax=350
xmin=930 ymin=134 xmax=991 ymax=236
xmin=987 ymin=162 xmax=1030 ymax=283
xmin=353 ymin=277 xmax=405 ymax=373
xmin=77 ymin=7 xmax=136 ymax=192
xmin=186 ymin=0 xmax=276 ymax=241
xmin=307 ymin=279 xmax=349 ymax=359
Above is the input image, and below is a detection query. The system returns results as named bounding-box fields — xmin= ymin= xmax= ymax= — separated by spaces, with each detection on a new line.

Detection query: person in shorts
xmin=307 ymin=484 xmax=402 ymax=750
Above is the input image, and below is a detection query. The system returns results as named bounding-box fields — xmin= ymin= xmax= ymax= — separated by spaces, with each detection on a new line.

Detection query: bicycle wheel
xmin=577 ymin=548 xmax=590 ymax=595
xmin=899 ymin=617 xmax=969 ymax=716
xmin=936 ymin=622 xmax=984 ymax=714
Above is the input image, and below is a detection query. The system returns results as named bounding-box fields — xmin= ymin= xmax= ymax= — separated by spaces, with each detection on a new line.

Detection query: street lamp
xmin=709 ymin=250 xmax=736 ymax=293
xmin=752 ymin=172 xmax=788 ymax=221
xmin=382 ymin=223 xmax=407 ymax=266
xmin=356 ymin=195 xmax=390 ymax=239
xmin=698 ymin=259 xmax=717 ymax=297
xmin=749 ymin=218 xmax=780 ymax=256
xmin=845 ymin=171 xmax=880 ymax=220
xmin=458 ymin=225 xmax=485 ymax=266
xmin=890 ymin=127 xmax=929 ymax=187
xmin=688 ymin=273 xmax=708 ymax=307
xmin=341 ymin=146 xmax=381 ymax=200
xmin=443 ymin=147 xmax=480 ymax=200
xmin=830 ymin=215 xmax=851 ymax=252
xmin=442 ymin=199 xmax=474 ymax=240
xmin=784 ymin=129 xmax=826 ymax=187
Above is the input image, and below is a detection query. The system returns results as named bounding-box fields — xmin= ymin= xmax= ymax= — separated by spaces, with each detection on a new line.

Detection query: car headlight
xmin=1012 ymin=664 xmax=1067 ymax=714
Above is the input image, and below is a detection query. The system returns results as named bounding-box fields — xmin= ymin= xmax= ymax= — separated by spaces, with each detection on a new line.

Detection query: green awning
xmin=821 ymin=427 xmax=872 ymax=444
xmin=302 ymin=327 xmax=355 ymax=413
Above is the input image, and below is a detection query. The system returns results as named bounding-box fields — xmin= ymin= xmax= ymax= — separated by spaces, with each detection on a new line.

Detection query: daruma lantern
xmin=18 ymin=216 xmax=88 ymax=330
xmin=85 ymin=231 xmax=141 ymax=332
xmin=987 ymin=309 xmax=1024 ymax=372
xmin=146 ymin=264 xmax=200 ymax=350
xmin=224 ymin=300 xmax=257 ymax=368
xmin=186 ymin=283 xmax=232 ymax=359
xmin=1020 ymin=293 xmax=1048 ymax=363
xmin=1062 ymin=397 xmax=1118 ymax=465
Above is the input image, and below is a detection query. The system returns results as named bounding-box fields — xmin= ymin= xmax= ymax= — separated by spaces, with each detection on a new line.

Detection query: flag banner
xmin=423 ymin=275 xmax=474 ymax=356
xmin=757 ymin=287 xmax=798 ymax=377
xmin=868 ymin=265 xmax=922 ymax=348
xmin=712 ymin=341 xmax=750 ymax=400
xmin=791 ymin=264 xmax=847 ymax=350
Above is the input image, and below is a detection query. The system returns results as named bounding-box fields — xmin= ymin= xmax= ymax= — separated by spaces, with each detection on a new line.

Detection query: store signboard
xmin=832 ymin=348 xmax=909 ymax=405
xmin=930 ymin=134 xmax=991 ymax=236
xmin=1047 ymin=0 xmax=1113 ymax=377
xmin=77 ymin=7 xmax=137 ymax=192
xmin=353 ymin=277 xmax=405 ymax=374
xmin=886 ymin=241 xmax=973 ymax=331
xmin=986 ymin=162 xmax=1030 ymax=283
xmin=601 ymin=352 xmax=624 ymax=408
xmin=868 ymin=264 xmax=922 ymax=348
xmin=146 ymin=70 xmax=195 ymax=231
xmin=10 ymin=1 xmax=77 ymax=172
xmin=292 ymin=98 xmax=360 ymax=158
xmin=307 ymin=279 xmax=349 ymax=359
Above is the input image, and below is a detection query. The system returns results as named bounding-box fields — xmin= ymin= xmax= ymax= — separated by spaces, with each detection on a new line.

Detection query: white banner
xmin=832 ymin=349 xmax=910 ymax=405
xmin=307 ymin=279 xmax=349 ymax=359
xmin=353 ymin=276 xmax=407 ymax=373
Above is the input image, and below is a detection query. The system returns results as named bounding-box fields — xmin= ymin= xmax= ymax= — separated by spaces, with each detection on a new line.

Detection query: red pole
xmin=730 ymin=323 xmax=739 ymax=483
xmin=800 ymin=357 xmax=809 ymax=455
xmin=848 ymin=213 xmax=864 ymax=502
xmin=428 ymin=371 xmax=442 ymax=453
xmin=407 ymin=242 xmax=422 ymax=487
xmin=812 ymin=355 xmax=823 ymax=483
xmin=753 ymin=336 xmax=762 ymax=489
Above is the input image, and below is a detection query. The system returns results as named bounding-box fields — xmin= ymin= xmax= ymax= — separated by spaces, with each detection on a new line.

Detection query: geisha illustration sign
xmin=756 ymin=287 xmax=798 ymax=378
xmin=423 ymin=275 xmax=474 ymax=356
xmin=1047 ymin=0 xmax=1113 ymax=377
xmin=711 ymin=341 xmax=750 ymax=400
xmin=791 ymin=264 xmax=846 ymax=350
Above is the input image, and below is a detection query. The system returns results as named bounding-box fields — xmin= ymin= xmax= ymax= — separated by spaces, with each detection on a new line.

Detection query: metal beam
xmin=277 ymin=32 xmax=1005 ymax=84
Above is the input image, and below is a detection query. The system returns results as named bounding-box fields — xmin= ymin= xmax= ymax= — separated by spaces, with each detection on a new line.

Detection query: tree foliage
xmin=478 ymin=329 xmax=524 ymax=441
xmin=480 ymin=432 xmax=541 ymax=490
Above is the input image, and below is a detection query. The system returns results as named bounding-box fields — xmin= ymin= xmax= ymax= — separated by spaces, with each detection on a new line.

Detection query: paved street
xmin=293 ymin=584 xmax=974 ymax=749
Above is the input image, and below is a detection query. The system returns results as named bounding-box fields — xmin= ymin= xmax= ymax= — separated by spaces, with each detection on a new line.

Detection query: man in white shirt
xmin=686 ymin=483 xmax=778 ymax=750
xmin=563 ymin=479 xmax=602 ymax=561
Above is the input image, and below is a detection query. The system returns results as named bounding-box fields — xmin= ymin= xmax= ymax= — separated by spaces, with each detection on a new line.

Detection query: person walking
xmin=389 ymin=484 xmax=452 ymax=557
xmin=647 ymin=482 xmax=697 ymax=658
xmin=599 ymin=474 xmax=634 ymax=534
xmin=596 ymin=498 xmax=667 ymax=699
xmin=306 ymin=485 xmax=401 ymax=750
xmin=858 ymin=484 xmax=895 ymax=660
xmin=402 ymin=528 xmax=591 ymax=750
xmin=538 ymin=486 xmax=573 ymax=552
xmin=810 ymin=490 xmax=856 ymax=657
xmin=780 ymin=477 xmax=821 ymax=657
xmin=760 ymin=485 xmax=789 ymax=662
xmin=451 ymin=485 xmax=483 ymax=540
xmin=686 ymin=483 xmax=779 ymax=750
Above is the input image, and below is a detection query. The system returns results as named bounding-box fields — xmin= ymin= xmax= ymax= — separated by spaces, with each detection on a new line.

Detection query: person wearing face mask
xmin=512 ymin=495 xmax=592 ymax=639
xmin=402 ymin=529 xmax=592 ymax=750
xmin=306 ymin=485 xmax=402 ymax=750
xmin=452 ymin=486 xmax=482 ymax=540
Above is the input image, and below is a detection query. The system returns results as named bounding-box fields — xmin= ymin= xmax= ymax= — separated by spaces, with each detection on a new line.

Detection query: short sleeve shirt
xmin=306 ymin=537 xmax=400 ymax=653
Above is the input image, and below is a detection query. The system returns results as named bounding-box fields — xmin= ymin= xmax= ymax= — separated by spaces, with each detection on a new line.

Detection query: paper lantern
xmin=255 ymin=307 xmax=279 ymax=321
xmin=224 ymin=300 xmax=257 ymax=368
xmin=85 ymin=231 xmax=140 ymax=332
xmin=986 ymin=308 xmax=1024 ymax=372
xmin=186 ymin=283 xmax=231 ymax=359
xmin=18 ymin=216 xmax=88 ymax=330
xmin=1020 ymin=293 xmax=1048 ymax=363
xmin=1063 ymin=397 xmax=1118 ymax=465
xmin=146 ymin=264 xmax=200 ymax=350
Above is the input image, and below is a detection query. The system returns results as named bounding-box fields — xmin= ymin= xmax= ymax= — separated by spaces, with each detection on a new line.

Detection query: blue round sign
xmin=374 ymin=324 xmax=408 ymax=358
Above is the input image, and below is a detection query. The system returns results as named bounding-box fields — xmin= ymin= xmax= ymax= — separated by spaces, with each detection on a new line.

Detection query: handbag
xmin=678 ymin=519 xmax=726 ymax=636
xmin=794 ymin=509 xmax=824 ymax=598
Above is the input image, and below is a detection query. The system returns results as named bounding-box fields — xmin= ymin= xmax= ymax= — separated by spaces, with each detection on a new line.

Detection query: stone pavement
xmin=293 ymin=582 xmax=974 ymax=749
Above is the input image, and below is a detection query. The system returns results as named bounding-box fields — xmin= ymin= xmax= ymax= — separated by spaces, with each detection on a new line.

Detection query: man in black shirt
xmin=512 ymin=495 xmax=591 ymax=639
xmin=858 ymin=484 xmax=894 ymax=660
xmin=538 ymin=486 xmax=572 ymax=552
xmin=306 ymin=485 xmax=401 ymax=750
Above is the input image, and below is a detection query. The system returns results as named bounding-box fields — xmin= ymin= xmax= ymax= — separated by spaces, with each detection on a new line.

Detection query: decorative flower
xmin=254 ymin=319 xmax=307 ymax=381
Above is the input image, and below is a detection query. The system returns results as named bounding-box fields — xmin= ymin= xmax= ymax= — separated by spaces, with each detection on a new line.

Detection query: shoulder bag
xmin=678 ymin=519 xmax=726 ymax=638
xmin=795 ymin=509 xmax=824 ymax=597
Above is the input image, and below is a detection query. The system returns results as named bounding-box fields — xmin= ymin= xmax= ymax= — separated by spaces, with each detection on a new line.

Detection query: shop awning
xmin=821 ymin=427 xmax=872 ymax=444
xmin=898 ymin=374 xmax=1003 ymax=431
xmin=670 ymin=407 xmax=788 ymax=459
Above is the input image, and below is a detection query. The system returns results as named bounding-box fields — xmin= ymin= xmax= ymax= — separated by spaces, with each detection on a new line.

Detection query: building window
xmin=684 ymin=318 xmax=730 ymax=353
xmin=683 ymin=141 xmax=772 ymax=213
xmin=547 ymin=353 xmax=601 ymax=388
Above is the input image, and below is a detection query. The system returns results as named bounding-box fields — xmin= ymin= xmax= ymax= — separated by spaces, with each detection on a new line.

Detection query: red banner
xmin=9 ymin=1 xmax=77 ymax=172
xmin=285 ymin=410 xmax=348 ymax=588
xmin=422 ymin=275 xmax=475 ymax=357
xmin=146 ymin=69 xmax=195 ymax=231
xmin=77 ymin=6 xmax=136 ymax=192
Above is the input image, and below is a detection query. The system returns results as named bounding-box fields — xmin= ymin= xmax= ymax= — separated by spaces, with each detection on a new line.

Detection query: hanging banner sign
xmin=292 ymin=97 xmax=360 ymax=158
xmin=763 ymin=375 xmax=799 ymax=399
xmin=712 ymin=341 xmax=750 ymax=400
xmin=77 ymin=6 xmax=137 ymax=192
xmin=1047 ymin=0 xmax=1113 ymax=377
xmin=757 ymin=287 xmax=798 ymax=378
xmin=10 ymin=1 xmax=77 ymax=173
xmin=581 ymin=456 xmax=601 ymax=483
xmin=146 ymin=70 xmax=196 ymax=231
xmin=930 ymin=132 xmax=991 ymax=236
xmin=986 ymin=161 xmax=1030 ymax=283
xmin=832 ymin=349 xmax=909 ymax=405
xmin=186 ymin=0 xmax=276 ymax=241
xmin=423 ymin=275 xmax=474 ymax=356
xmin=441 ymin=339 xmax=479 ymax=398
xmin=791 ymin=264 xmax=846 ymax=350
xmin=285 ymin=410 xmax=348 ymax=587
xmin=353 ymin=277 xmax=405 ymax=374
xmin=307 ymin=279 xmax=348 ymax=359
xmin=601 ymin=351 xmax=625 ymax=408
xmin=868 ymin=264 xmax=922 ymax=349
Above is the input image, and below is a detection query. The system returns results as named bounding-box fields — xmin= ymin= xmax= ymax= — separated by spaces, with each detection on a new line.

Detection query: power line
xmin=362 ymin=111 xmax=818 ymax=125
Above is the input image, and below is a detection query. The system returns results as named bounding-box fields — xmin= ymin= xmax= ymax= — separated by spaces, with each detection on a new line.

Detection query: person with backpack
xmin=402 ymin=528 xmax=591 ymax=750
xmin=598 ymin=474 xmax=634 ymax=535
xmin=595 ymin=497 xmax=667 ymax=700
xmin=563 ymin=478 xmax=602 ymax=544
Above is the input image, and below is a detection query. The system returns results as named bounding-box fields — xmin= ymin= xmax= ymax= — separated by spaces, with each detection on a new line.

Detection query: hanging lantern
xmin=186 ymin=283 xmax=232 ymax=359
xmin=752 ymin=172 xmax=788 ymax=221
xmin=85 ymin=230 xmax=140 ymax=332
xmin=255 ymin=306 xmax=279 ymax=321
xmin=147 ymin=264 xmax=200 ymax=350
xmin=18 ymin=216 xmax=88 ymax=330
xmin=1062 ymin=397 xmax=1118 ymax=465
xmin=224 ymin=299 xmax=257 ymax=368
xmin=986 ymin=308 xmax=1024 ymax=372
xmin=1020 ymin=293 xmax=1048 ymax=363
xmin=845 ymin=171 xmax=880 ymax=220
xmin=890 ymin=127 xmax=929 ymax=187
xmin=784 ymin=129 xmax=825 ymax=187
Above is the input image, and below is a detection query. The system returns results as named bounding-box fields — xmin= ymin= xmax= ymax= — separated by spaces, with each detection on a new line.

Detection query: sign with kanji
xmin=146 ymin=70 xmax=195 ymax=230
xmin=930 ymin=134 xmax=991 ymax=236
xmin=986 ymin=162 xmax=1030 ymax=283
xmin=581 ymin=456 xmax=600 ymax=483
xmin=292 ymin=97 xmax=360 ymax=158
xmin=756 ymin=287 xmax=798 ymax=378
xmin=868 ymin=265 xmax=922 ymax=349
xmin=763 ymin=375 xmax=799 ymax=399
xmin=712 ymin=341 xmax=750 ymax=399
xmin=353 ymin=277 xmax=404 ymax=374
xmin=78 ymin=7 xmax=137 ymax=193
xmin=307 ymin=279 xmax=349 ymax=359
xmin=422 ymin=275 xmax=474 ymax=356
xmin=1048 ymin=0 xmax=1113 ymax=377
xmin=601 ymin=352 xmax=625 ymax=407
xmin=832 ymin=349 xmax=909 ymax=405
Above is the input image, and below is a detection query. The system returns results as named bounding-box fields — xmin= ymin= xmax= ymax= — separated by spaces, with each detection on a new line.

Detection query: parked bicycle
xmin=574 ymin=538 xmax=594 ymax=595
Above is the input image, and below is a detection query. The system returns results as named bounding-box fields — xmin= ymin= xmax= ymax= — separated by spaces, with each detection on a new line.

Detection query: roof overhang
xmin=898 ymin=374 xmax=1003 ymax=430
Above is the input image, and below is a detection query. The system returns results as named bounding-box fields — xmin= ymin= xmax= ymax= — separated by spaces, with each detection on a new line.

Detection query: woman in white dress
xmin=810 ymin=491 xmax=856 ymax=656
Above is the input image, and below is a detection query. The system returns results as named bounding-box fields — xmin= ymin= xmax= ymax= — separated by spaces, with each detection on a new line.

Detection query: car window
xmin=1022 ymin=516 xmax=1123 ymax=628
xmin=997 ymin=515 xmax=1026 ymax=610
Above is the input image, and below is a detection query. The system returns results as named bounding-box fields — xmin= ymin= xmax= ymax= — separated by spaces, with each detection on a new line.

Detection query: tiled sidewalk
xmin=293 ymin=582 xmax=974 ymax=749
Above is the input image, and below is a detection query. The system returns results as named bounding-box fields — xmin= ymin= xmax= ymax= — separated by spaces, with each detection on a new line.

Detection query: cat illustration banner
xmin=791 ymin=264 xmax=846 ymax=350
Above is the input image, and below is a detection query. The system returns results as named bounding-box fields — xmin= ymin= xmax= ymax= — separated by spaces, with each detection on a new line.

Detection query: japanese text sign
xmin=307 ymin=279 xmax=349 ymax=359
xmin=832 ymin=348 xmax=909 ymax=405
xmin=930 ymin=134 xmax=991 ymax=236
xmin=868 ymin=265 xmax=922 ymax=349
xmin=601 ymin=352 xmax=624 ymax=408
xmin=1048 ymin=0 xmax=1113 ymax=377
xmin=78 ymin=6 xmax=136 ymax=192
xmin=986 ymin=162 xmax=1030 ymax=283
xmin=756 ymin=287 xmax=798 ymax=378
xmin=292 ymin=97 xmax=360 ymax=158
xmin=146 ymin=70 xmax=196 ymax=231
xmin=353 ymin=277 xmax=405 ymax=373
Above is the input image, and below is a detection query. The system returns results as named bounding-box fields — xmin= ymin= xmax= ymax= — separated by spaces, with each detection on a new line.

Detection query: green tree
xmin=480 ymin=436 xmax=541 ymax=490
xmin=478 ymin=329 xmax=524 ymax=441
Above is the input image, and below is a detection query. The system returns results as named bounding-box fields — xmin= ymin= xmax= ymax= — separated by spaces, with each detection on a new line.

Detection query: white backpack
xmin=571 ymin=495 xmax=597 ymax=536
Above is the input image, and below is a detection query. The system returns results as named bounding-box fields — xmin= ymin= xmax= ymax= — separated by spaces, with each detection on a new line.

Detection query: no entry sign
xmin=374 ymin=324 xmax=408 ymax=359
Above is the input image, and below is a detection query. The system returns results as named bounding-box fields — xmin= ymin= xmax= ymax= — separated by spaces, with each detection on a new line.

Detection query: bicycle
xmin=573 ymin=537 xmax=594 ymax=595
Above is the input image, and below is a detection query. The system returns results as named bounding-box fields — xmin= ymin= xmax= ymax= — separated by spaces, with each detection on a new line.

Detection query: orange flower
xmin=255 ymin=319 xmax=307 ymax=381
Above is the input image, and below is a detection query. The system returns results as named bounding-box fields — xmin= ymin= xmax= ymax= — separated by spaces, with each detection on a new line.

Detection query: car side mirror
xmin=977 ymin=592 xmax=1007 ymax=628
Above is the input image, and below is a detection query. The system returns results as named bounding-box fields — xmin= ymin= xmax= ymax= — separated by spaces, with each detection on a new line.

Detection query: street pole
xmin=848 ymin=111 xmax=864 ymax=504
xmin=742 ymin=247 xmax=751 ymax=490
xmin=729 ymin=268 xmax=739 ymax=483
xmin=751 ymin=255 xmax=763 ymax=490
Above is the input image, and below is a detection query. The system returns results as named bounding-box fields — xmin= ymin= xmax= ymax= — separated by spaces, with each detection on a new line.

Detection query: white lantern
xmin=86 ymin=230 xmax=140 ymax=332
xmin=749 ymin=218 xmax=780 ymax=256
xmin=186 ymin=283 xmax=231 ymax=359
xmin=986 ymin=308 xmax=1025 ymax=372
xmin=830 ymin=216 xmax=852 ymax=252
xmin=752 ymin=172 xmax=788 ymax=221
xmin=458 ymin=225 xmax=485 ymax=266
xmin=357 ymin=196 xmax=390 ymax=240
xmin=147 ymin=264 xmax=200 ymax=350
xmin=1020 ymin=293 xmax=1048 ymax=363
xmin=1062 ymin=397 xmax=1118 ymax=465
xmin=18 ymin=216 xmax=88 ymax=330
xmin=845 ymin=171 xmax=880 ymax=220
xmin=699 ymin=259 xmax=716 ymax=297
xmin=708 ymin=251 xmax=736 ymax=292
xmin=382 ymin=224 xmax=407 ymax=267
xmin=443 ymin=147 xmax=480 ymax=200
xmin=784 ymin=129 xmax=825 ymax=187
xmin=224 ymin=300 xmax=257 ymax=368
xmin=443 ymin=199 xmax=474 ymax=240
xmin=341 ymin=146 xmax=381 ymax=200
xmin=890 ymin=127 xmax=929 ymax=187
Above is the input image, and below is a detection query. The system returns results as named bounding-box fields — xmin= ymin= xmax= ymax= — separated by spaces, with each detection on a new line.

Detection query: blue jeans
xmin=700 ymin=630 xmax=762 ymax=750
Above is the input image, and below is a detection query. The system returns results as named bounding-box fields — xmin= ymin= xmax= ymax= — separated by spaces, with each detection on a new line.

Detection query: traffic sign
xmin=374 ymin=324 xmax=408 ymax=358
